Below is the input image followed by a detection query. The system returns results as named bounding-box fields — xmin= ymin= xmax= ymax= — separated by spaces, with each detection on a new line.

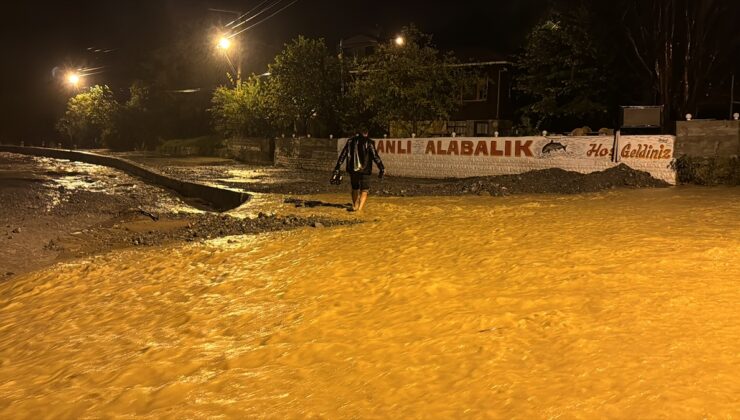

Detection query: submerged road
xmin=1 ymin=187 xmax=740 ymax=417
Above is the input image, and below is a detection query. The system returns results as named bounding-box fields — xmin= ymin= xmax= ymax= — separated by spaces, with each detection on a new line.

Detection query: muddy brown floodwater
xmin=2 ymin=187 xmax=740 ymax=418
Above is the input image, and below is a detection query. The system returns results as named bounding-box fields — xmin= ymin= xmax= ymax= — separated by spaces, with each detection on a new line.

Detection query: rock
xmin=58 ymin=185 xmax=65 ymax=193
xmin=5 ymin=272 xmax=14 ymax=277
xmin=11 ymin=227 xmax=21 ymax=233
xmin=311 ymin=222 xmax=325 ymax=228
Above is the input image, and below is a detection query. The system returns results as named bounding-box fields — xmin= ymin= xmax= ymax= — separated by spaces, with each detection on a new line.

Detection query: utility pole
xmin=209 ymin=8 xmax=243 ymax=85
xmin=730 ymin=74 xmax=736 ymax=120
xmin=496 ymin=67 xmax=508 ymax=121
xmin=339 ymin=39 xmax=345 ymax=96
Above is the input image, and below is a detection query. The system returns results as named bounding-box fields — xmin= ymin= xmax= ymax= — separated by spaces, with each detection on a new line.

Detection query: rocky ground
xmin=0 ymin=153 xmax=354 ymax=280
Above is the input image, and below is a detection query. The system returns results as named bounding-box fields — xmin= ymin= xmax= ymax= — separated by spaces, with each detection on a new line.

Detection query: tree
xmin=56 ymin=85 xmax=117 ymax=148
xmin=266 ymin=36 xmax=342 ymax=136
xmin=350 ymin=25 xmax=465 ymax=135
xmin=103 ymin=81 xmax=159 ymax=151
xmin=514 ymin=8 xmax=611 ymax=131
xmin=210 ymin=76 xmax=274 ymax=138
xmin=137 ymin=18 xmax=225 ymax=140
xmin=622 ymin=0 xmax=740 ymax=119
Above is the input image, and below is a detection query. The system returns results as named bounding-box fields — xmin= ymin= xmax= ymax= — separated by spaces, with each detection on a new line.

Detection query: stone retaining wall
xmin=223 ymin=138 xmax=274 ymax=164
xmin=675 ymin=120 xmax=740 ymax=157
xmin=274 ymin=137 xmax=340 ymax=171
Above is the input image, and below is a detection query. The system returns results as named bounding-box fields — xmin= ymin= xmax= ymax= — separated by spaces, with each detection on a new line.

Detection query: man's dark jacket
xmin=334 ymin=135 xmax=385 ymax=175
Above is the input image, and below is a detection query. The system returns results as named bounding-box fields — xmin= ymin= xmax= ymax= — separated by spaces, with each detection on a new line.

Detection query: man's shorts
xmin=349 ymin=172 xmax=371 ymax=190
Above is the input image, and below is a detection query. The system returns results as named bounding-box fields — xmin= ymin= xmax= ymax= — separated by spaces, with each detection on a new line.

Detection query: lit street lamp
xmin=218 ymin=37 xmax=231 ymax=51
xmin=67 ymin=72 xmax=80 ymax=85
xmin=66 ymin=72 xmax=81 ymax=89
xmin=394 ymin=35 xmax=405 ymax=47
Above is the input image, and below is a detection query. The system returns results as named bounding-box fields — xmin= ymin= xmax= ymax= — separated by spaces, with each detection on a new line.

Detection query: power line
xmin=228 ymin=0 xmax=285 ymax=31
xmin=225 ymin=0 xmax=271 ymax=27
xmin=228 ymin=0 xmax=301 ymax=38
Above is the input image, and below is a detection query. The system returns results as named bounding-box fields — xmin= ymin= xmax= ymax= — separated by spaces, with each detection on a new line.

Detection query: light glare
xmin=67 ymin=73 xmax=80 ymax=85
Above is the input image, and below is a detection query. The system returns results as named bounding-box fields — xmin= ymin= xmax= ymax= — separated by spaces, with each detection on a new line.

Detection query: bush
xmin=673 ymin=155 xmax=740 ymax=185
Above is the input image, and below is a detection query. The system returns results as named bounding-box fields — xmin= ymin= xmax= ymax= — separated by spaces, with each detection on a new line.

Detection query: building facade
xmin=340 ymin=35 xmax=513 ymax=138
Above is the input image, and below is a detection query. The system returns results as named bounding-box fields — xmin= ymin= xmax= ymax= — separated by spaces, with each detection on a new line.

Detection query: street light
xmin=66 ymin=72 xmax=80 ymax=88
xmin=218 ymin=37 xmax=231 ymax=50
xmin=394 ymin=35 xmax=405 ymax=47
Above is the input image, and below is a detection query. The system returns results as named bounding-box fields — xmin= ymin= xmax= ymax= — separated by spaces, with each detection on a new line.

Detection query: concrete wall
xmin=337 ymin=135 xmax=677 ymax=184
xmin=222 ymin=138 xmax=274 ymax=164
xmin=157 ymin=144 xmax=201 ymax=157
xmin=0 ymin=146 xmax=250 ymax=211
xmin=275 ymin=137 xmax=340 ymax=171
xmin=675 ymin=120 xmax=740 ymax=157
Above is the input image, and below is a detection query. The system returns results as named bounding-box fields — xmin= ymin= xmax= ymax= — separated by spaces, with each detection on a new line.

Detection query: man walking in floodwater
xmin=332 ymin=129 xmax=385 ymax=211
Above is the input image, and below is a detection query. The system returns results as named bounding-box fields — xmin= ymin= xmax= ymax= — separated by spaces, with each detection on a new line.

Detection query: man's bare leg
xmin=357 ymin=190 xmax=369 ymax=211
xmin=351 ymin=189 xmax=360 ymax=210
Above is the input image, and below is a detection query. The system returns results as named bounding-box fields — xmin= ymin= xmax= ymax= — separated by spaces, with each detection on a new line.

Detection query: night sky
xmin=1 ymin=0 xmax=549 ymax=140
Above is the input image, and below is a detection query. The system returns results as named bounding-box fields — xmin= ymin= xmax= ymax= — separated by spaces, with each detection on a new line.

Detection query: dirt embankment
xmin=371 ymin=164 xmax=670 ymax=197
xmin=0 ymin=153 xmax=352 ymax=280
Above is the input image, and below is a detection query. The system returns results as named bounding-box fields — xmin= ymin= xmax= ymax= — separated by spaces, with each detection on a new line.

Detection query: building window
xmin=474 ymin=121 xmax=490 ymax=136
xmin=462 ymin=77 xmax=489 ymax=102
xmin=447 ymin=121 xmax=467 ymax=136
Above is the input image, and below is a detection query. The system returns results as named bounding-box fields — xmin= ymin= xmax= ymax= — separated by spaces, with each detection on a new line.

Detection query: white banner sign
xmin=339 ymin=135 xmax=676 ymax=184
